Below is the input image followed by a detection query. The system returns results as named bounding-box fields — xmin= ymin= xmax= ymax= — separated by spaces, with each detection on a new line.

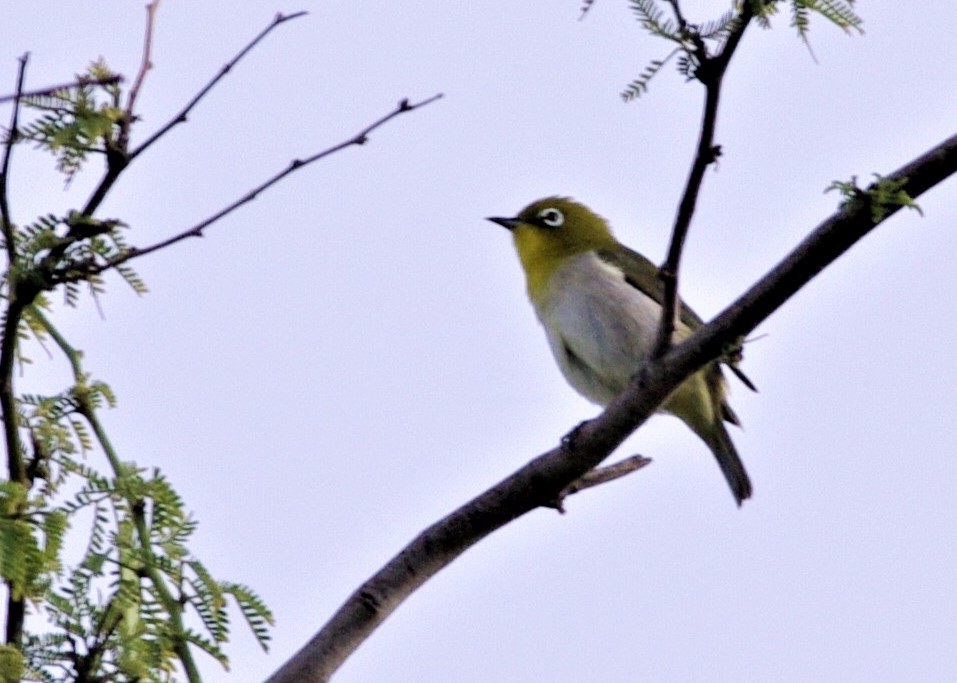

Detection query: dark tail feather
xmin=707 ymin=423 xmax=752 ymax=506
xmin=728 ymin=363 xmax=758 ymax=392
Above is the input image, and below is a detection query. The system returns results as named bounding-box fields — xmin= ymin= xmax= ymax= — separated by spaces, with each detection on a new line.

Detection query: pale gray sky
xmin=3 ymin=1 xmax=956 ymax=681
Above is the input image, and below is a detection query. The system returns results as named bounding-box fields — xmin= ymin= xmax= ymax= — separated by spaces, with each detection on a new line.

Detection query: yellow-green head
xmin=487 ymin=197 xmax=617 ymax=300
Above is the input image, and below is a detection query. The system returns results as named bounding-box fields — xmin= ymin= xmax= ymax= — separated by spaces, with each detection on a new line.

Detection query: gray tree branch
xmin=265 ymin=131 xmax=957 ymax=683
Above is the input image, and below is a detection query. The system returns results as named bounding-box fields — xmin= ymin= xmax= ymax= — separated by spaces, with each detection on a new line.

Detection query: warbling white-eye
xmin=489 ymin=197 xmax=754 ymax=505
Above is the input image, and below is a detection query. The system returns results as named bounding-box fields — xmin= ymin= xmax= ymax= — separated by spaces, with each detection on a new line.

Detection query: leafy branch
xmin=0 ymin=5 xmax=442 ymax=681
xmin=826 ymin=174 xmax=923 ymax=223
xmin=623 ymin=0 xmax=860 ymax=361
xmin=616 ymin=0 xmax=862 ymax=99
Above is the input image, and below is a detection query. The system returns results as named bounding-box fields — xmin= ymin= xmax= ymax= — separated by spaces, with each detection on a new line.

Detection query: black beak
xmin=486 ymin=216 xmax=520 ymax=231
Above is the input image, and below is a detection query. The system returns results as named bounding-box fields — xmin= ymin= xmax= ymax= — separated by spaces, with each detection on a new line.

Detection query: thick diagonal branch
xmin=265 ymin=131 xmax=957 ymax=683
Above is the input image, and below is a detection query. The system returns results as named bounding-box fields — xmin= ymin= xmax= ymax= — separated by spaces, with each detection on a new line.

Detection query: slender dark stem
xmin=652 ymin=80 xmax=722 ymax=356
xmin=28 ymin=306 xmax=81 ymax=375
xmin=682 ymin=132 xmax=957 ymax=366
xmin=55 ymin=93 xmax=443 ymax=281
xmin=129 ymin=10 xmax=308 ymax=162
xmin=3 ymin=599 xmax=24 ymax=658
xmin=651 ymin=1 xmax=754 ymax=358
xmin=79 ymin=158 xmax=125 ymax=223
xmin=1 ymin=289 xmax=26 ymax=648
xmin=0 ymin=74 xmax=123 ymax=105
xmin=80 ymin=11 xmax=308 ymax=219
xmin=82 ymin=402 xmax=203 ymax=683
xmin=37 ymin=307 xmax=203 ymax=683
xmin=664 ymin=0 xmax=689 ymax=31
xmin=125 ymin=0 xmax=161 ymax=122
xmin=0 ymin=53 xmax=28 ymax=263
xmin=0 ymin=56 xmax=31 ymax=653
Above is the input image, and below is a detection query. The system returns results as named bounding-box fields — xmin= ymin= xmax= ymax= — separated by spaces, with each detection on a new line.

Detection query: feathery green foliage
xmin=621 ymin=52 xmax=679 ymax=101
xmin=9 ymin=327 xmax=275 ymax=681
xmin=19 ymin=59 xmax=125 ymax=183
xmin=827 ymin=174 xmax=923 ymax=223
xmin=20 ymin=465 xmax=274 ymax=680
xmin=2 ymin=44 xmax=272 ymax=683
xmin=616 ymin=0 xmax=862 ymax=100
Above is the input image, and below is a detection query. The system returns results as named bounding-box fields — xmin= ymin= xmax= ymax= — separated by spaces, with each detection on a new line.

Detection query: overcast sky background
xmin=3 ymin=1 xmax=956 ymax=681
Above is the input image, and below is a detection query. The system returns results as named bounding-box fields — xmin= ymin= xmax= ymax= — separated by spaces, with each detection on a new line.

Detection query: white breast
xmin=533 ymin=252 xmax=663 ymax=406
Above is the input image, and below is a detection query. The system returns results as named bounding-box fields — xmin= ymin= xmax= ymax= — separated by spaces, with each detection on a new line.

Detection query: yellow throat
xmin=506 ymin=197 xmax=617 ymax=302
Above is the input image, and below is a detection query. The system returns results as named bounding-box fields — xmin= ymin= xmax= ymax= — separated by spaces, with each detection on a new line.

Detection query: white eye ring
xmin=538 ymin=207 xmax=564 ymax=227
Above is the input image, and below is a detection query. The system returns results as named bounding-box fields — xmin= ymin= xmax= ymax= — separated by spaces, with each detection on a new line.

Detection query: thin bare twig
xmin=80 ymin=10 xmax=308 ymax=219
xmin=651 ymin=0 xmax=754 ymax=358
xmin=128 ymin=10 xmax=308 ymax=162
xmin=0 ymin=53 xmax=28 ymax=263
xmin=54 ymin=93 xmax=443 ymax=282
xmin=124 ymin=0 xmax=161 ymax=123
xmin=0 ymin=74 xmax=123 ymax=105
xmin=550 ymin=454 xmax=653 ymax=512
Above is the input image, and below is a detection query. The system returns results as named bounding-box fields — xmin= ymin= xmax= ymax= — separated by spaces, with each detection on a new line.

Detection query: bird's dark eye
xmin=538 ymin=207 xmax=564 ymax=227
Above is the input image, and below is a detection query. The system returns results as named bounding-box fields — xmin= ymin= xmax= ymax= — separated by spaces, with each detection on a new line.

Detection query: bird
xmin=487 ymin=197 xmax=754 ymax=505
